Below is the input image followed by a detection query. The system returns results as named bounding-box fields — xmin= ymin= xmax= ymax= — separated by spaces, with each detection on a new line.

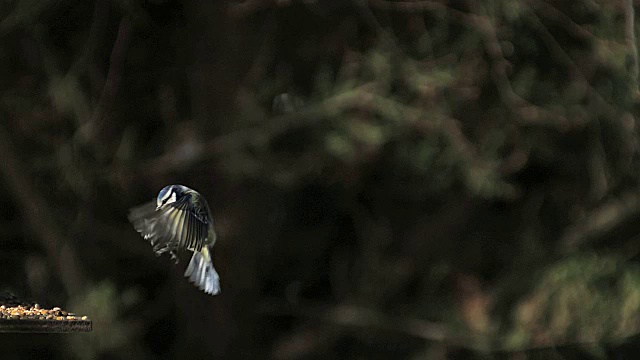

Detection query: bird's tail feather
xmin=185 ymin=245 xmax=220 ymax=295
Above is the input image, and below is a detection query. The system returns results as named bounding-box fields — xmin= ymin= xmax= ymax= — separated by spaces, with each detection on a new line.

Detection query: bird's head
xmin=156 ymin=184 xmax=187 ymax=210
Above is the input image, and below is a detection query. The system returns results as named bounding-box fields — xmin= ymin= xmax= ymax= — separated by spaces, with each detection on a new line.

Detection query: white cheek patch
xmin=157 ymin=189 xmax=177 ymax=208
xmin=160 ymin=190 xmax=171 ymax=202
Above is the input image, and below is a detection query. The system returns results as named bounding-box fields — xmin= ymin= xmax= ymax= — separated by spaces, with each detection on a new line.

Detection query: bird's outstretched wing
xmin=128 ymin=198 xmax=209 ymax=260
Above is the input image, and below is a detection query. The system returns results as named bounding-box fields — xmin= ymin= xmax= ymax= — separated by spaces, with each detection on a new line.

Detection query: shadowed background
xmin=2 ymin=0 xmax=640 ymax=359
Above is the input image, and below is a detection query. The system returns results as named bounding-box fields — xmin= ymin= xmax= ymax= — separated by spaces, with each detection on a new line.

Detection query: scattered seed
xmin=0 ymin=299 xmax=89 ymax=323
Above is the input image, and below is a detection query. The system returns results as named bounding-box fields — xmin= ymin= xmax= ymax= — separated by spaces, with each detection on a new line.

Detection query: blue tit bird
xmin=128 ymin=184 xmax=220 ymax=295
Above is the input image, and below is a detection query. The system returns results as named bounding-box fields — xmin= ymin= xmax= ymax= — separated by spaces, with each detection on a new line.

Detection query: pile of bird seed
xmin=0 ymin=304 xmax=88 ymax=321
xmin=0 ymin=292 xmax=88 ymax=321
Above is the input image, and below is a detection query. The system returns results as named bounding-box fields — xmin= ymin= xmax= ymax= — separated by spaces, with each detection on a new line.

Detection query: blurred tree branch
xmin=75 ymin=17 xmax=132 ymax=161
xmin=2 ymin=0 xmax=640 ymax=358
xmin=622 ymin=0 xmax=639 ymax=87
xmin=227 ymin=0 xmax=279 ymax=18
xmin=0 ymin=126 xmax=85 ymax=297
xmin=257 ymin=299 xmax=449 ymax=343
xmin=560 ymin=190 xmax=640 ymax=253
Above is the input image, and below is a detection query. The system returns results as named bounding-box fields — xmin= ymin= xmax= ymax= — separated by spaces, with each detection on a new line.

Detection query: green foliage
xmin=507 ymin=254 xmax=640 ymax=349
xmin=1 ymin=0 xmax=640 ymax=359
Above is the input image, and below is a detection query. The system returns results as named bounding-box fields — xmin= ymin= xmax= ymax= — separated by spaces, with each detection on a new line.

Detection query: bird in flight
xmin=128 ymin=184 xmax=220 ymax=295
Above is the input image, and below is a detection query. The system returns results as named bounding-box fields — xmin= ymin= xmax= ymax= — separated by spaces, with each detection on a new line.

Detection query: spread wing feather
xmin=128 ymin=197 xmax=210 ymax=259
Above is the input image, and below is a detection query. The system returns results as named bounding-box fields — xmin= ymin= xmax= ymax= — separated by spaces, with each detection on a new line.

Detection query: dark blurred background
xmin=1 ymin=0 xmax=640 ymax=359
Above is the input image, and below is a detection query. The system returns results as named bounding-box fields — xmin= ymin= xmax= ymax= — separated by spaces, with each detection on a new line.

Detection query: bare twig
xmin=523 ymin=5 xmax=616 ymax=114
xmin=622 ymin=0 xmax=639 ymax=87
xmin=75 ymin=17 xmax=132 ymax=159
xmin=81 ymin=0 xmax=113 ymax=96
xmin=559 ymin=190 xmax=640 ymax=253
xmin=368 ymin=0 xmax=483 ymax=25
xmin=256 ymin=299 xmax=450 ymax=342
xmin=227 ymin=0 xmax=278 ymax=18
xmin=525 ymin=0 xmax=600 ymax=42
xmin=466 ymin=4 xmax=573 ymax=127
